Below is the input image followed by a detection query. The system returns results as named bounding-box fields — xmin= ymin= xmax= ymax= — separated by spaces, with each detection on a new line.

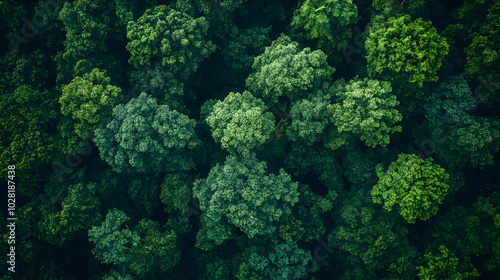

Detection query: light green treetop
xmin=328 ymin=77 xmax=402 ymax=148
xmin=246 ymin=34 xmax=334 ymax=103
xmin=205 ymin=91 xmax=275 ymax=152
xmin=365 ymin=14 xmax=449 ymax=88
xmin=371 ymin=153 xmax=450 ymax=224
xmin=193 ymin=151 xmax=299 ymax=240
xmin=59 ymin=68 xmax=121 ymax=140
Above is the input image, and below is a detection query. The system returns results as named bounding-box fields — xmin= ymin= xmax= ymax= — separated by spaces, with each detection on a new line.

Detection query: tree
xmin=365 ymin=14 xmax=449 ymax=88
xmin=37 ymin=173 xmax=102 ymax=246
xmin=287 ymin=91 xmax=332 ymax=144
xmin=88 ymin=209 xmax=139 ymax=266
xmin=417 ymin=245 xmax=480 ymax=280
xmin=55 ymin=0 xmax=123 ymax=86
xmin=205 ymin=91 xmax=275 ymax=152
xmin=59 ymin=68 xmax=121 ymax=140
xmin=472 ymin=192 xmax=500 ymax=271
xmin=330 ymin=189 xmax=418 ymax=279
xmin=0 ymin=49 xmax=49 ymax=94
xmin=245 ymin=240 xmax=311 ymax=280
xmin=0 ymin=85 xmax=60 ymax=179
xmin=128 ymin=219 xmax=181 ymax=277
xmin=435 ymin=116 xmax=500 ymax=169
xmin=193 ymin=151 xmax=300 ymax=240
xmin=246 ymin=34 xmax=334 ymax=103
xmin=327 ymin=77 xmax=402 ymax=148
xmin=371 ymin=154 xmax=450 ymax=224
xmin=458 ymin=0 xmax=500 ymax=107
xmin=160 ymin=171 xmax=196 ymax=215
xmin=423 ymin=75 xmax=476 ymax=128
xmin=291 ymin=0 xmax=358 ymax=53
xmin=94 ymin=92 xmax=198 ymax=173
xmin=126 ymin=3 xmax=216 ymax=99
xmin=221 ymin=26 xmax=272 ymax=89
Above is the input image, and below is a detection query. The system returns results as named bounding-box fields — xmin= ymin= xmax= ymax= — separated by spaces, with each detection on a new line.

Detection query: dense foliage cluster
xmin=1 ymin=0 xmax=499 ymax=279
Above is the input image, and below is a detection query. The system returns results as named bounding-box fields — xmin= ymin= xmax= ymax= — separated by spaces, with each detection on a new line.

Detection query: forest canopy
xmin=1 ymin=0 xmax=499 ymax=279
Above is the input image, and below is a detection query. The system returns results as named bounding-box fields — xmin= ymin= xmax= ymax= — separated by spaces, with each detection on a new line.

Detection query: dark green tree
xmin=126 ymin=3 xmax=216 ymax=100
xmin=245 ymin=240 xmax=311 ymax=280
xmin=88 ymin=209 xmax=139 ymax=266
xmin=435 ymin=116 xmax=500 ymax=169
xmin=330 ymin=189 xmax=418 ymax=279
xmin=291 ymin=0 xmax=359 ymax=53
xmin=94 ymin=92 xmax=198 ymax=173
xmin=0 ymin=85 xmax=60 ymax=179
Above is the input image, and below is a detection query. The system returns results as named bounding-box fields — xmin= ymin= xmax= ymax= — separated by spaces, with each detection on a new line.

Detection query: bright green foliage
xmin=193 ymin=152 xmax=300 ymax=239
xmin=246 ymin=34 xmax=335 ymax=103
xmin=128 ymin=219 xmax=181 ymax=277
xmin=365 ymin=14 xmax=449 ymax=87
xmin=247 ymin=240 xmax=311 ymax=280
xmin=473 ymin=192 xmax=500 ymax=271
xmin=126 ymin=4 xmax=216 ymax=98
xmin=94 ymin=92 xmax=197 ymax=173
xmin=287 ymin=92 xmax=331 ymax=144
xmin=291 ymin=0 xmax=358 ymax=53
xmin=330 ymin=189 xmax=418 ymax=279
xmin=436 ymin=116 xmax=500 ymax=168
xmin=88 ymin=209 xmax=139 ymax=265
xmin=417 ymin=245 xmax=480 ymax=280
xmin=59 ymin=68 xmax=121 ymax=139
xmin=423 ymin=75 xmax=476 ymax=127
xmin=328 ymin=77 xmax=402 ymax=147
xmin=0 ymin=85 xmax=60 ymax=179
xmin=371 ymin=154 xmax=450 ymax=224
xmin=205 ymin=91 xmax=275 ymax=152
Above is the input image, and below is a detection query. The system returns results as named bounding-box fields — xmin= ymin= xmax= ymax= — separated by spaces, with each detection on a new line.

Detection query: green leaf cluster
xmin=365 ymin=14 xmax=449 ymax=87
xmin=205 ymin=91 xmax=275 ymax=152
xmin=328 ymin=77 xmax=402 ymax=148
xmin=246 ymin=34 xmax=334 ymax=103
xmin=94 ymin=92 xmax=197 ymax=173
xmin=193 ymin=152 xmax=299 ymax=240
xmin=291 ymin=0 xmax=358 ymax=53
xmin=371 ymin=154 xmax=450 ymax=223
